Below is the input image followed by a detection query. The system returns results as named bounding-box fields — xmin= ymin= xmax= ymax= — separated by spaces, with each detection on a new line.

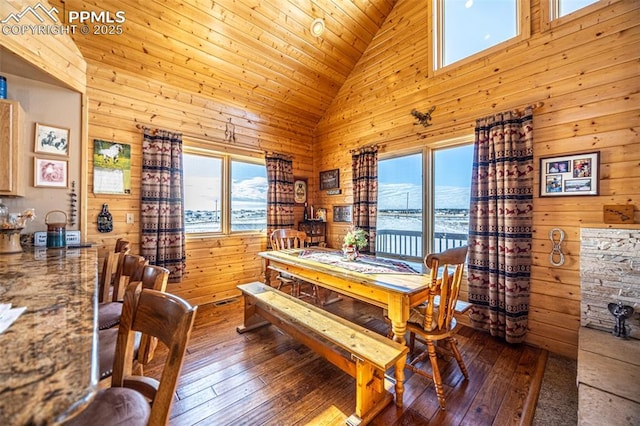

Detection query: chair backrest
xmin=136 ymin=265 xmax=170 ymax=365
xmin=98 ymin=252 xmax=120 ymax=303
xmin=270 ymin=229 xmax=307 ymax=250
xmin=111 ymin=282 xmax=197 ymax=426
xmin=97 ymin=240 xmax=132 ymax=303
xmin=423 ymin=245 xmax=468 ymax=332
xmin=112 ymin=254 xmax=148 ymax=302
xmin=114 ymin=238 xmax=131 ymax=254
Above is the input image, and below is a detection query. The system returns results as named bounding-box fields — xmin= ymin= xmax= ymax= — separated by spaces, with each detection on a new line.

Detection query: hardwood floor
xmin=144 ymin=294 xmax=546 ymax=425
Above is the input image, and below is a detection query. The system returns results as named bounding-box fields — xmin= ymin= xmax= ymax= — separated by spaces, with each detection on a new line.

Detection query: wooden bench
xmin=236 ymin=281 xmax=408 ymax=426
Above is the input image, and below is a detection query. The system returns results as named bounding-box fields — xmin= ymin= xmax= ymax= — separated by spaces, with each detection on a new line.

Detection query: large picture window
xmin=375 ymin=143 xmax=473 ymax=261
xmin=183 ymin=150 xmax=266 ymax=235
xmin=433 ymin=144 xmax=473 ymax=252
xmin=433 ymin=0 xmax=523 ymax=70
xmin=376 ymin=153 xmax=424 ymax=260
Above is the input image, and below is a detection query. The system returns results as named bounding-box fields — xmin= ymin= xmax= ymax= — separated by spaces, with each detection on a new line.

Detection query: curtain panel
xmin=265 ymin=153 xmax=295 ymax=239
xmin=351 ymin=146 xmax=378 ymax=253
xmin=467 ymin=107 xmax=534 ymax=344
xmin=140 ymin=128 xmax=186 ymax=283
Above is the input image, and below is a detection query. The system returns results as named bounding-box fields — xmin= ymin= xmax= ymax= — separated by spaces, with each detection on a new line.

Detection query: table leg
xmin=394 ymin=356 xmax=406 ymax=407
xmin=390 ymin=320 xmax=407 ymax=346
xmin=263 ymin=259 xmax=271 ymax=286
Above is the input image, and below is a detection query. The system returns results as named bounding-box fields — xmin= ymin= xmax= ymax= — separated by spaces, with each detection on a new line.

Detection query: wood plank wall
xmin=314 ymin=0 xmax=640 ymax=358
xmin=0 ymin=1 xmax=86 ymax=93
xmin=82 ymin=62 xmax=314 ymax=306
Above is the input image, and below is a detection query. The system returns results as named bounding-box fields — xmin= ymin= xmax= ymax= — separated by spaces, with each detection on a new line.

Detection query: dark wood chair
xmin=98 ymin=254 xmax=147 ymax=330
xmin=403 ymin=245 xmax=469 ymax=410
xmin=99 ymin=264 xmax=170 ymax=379
xmin=97 ymin=239 xmax=131 ymax=304
xmin=65 ymin=282 xmax=197 ymax=426
xmin=269 ymin=228 xmax=318 ymax=303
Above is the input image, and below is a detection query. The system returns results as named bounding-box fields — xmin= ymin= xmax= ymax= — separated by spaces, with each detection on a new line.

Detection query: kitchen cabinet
xmin=299 ymin=220 xmax=326 ymax=246
xmin=0 ymin=99 xmax=24 ymax=196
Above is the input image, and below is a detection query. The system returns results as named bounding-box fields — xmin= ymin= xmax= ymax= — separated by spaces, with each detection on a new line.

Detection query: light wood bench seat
xmin=237 ymin=281 xmax=408 ymax=426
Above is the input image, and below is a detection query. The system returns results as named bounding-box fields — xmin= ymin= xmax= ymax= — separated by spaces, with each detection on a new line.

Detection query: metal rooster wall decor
xmin=411 ymin=106 xmax=436 ymax=127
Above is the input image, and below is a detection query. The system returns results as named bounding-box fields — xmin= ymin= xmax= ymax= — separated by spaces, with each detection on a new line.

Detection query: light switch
xmin=126 ymin=213 xmax=134 ymax=224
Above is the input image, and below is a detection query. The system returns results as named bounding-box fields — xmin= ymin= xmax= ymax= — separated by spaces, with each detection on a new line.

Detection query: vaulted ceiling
xmin=55 ymin=0 xmax=399 ymax=130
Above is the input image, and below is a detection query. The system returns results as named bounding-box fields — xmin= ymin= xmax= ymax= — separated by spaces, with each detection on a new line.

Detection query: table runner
xmin=298 ymin=250 xmax=419 ymax=274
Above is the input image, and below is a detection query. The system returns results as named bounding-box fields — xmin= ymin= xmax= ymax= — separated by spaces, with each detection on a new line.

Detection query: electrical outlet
xmin=126 ymin=213 xmax=134 ymax=224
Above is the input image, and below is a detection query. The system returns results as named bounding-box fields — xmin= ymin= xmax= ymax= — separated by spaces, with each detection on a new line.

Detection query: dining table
xmin=0 ymin=246 xmax=98 ymax=425
xmin=259 ymin=247 xmax=436 ymax=346
xmin=259 ymin=247 xmax=441 ymax=407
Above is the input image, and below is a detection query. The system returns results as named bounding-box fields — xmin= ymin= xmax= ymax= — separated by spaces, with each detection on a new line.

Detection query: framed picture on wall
xmin=539 ymin=151 xmax=599 ymax=197
xmin=333 ymin=205 xmax=352 ymax=222
xmin=294 ymin=178 xmax=307 ymax=204
xmin=93 ymin=139 xmax=132 ymax=194
xmin=34 ymin=157 xmax=68 ymax=188
xmin=319 ymin=169 xmax=340 ymax=190
xmin=34 ymin=123 xmax=69 ymax=156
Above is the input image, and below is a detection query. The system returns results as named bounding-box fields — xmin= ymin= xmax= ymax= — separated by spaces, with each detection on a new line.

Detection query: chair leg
xmin=447 ymin=336 xmax=469 ymax=379
xmin=427 ymin=341 xmax=446 ymax=410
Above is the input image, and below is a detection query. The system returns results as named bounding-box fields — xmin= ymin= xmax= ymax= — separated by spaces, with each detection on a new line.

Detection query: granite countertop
xmin=0 ymin=247 xmax=98 ymax=425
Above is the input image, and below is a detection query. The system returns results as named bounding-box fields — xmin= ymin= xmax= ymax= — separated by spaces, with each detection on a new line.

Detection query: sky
xmin=378 ymin=145 xmax=474 ymax=210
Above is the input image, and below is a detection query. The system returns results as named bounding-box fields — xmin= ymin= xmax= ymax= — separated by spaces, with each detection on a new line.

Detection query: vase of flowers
xmin=342 ymin=226 xmax=368 ymax=261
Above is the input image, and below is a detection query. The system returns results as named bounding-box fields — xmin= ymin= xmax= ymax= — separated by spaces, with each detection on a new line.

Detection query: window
xmin=433 ymin=144 xmax=473 ymax=253
xmin=433 ymin=0 xmax=522 ymax=69
xmin=377 ymin=153 xmax=424 ymax=260
xmin=542 ymin=0 xmax=612 ymax=31
xmin=183 ymin=150 xmax=266 ymax=235
xmin=376 ymin=143 xmax=473 ymax=260
xmin=230 ymin=160 xmax=267 ymax=232
xmin=551 ymin=0 xmax=598 ymax=19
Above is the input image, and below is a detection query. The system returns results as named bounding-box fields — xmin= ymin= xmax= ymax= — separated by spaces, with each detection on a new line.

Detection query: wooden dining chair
xmin=99 ymin=264 xmax=170 ymax=379
xmin=403 ymin=245 xmax=469 ymax=410
xmin=269 ymin=228 xmax=318 ymax=303
xmin=97 ymin=239 xmax=131 ymax=304
xmin=97 ymin=253 xmax=147 ymax=330
xmin=65 ymin=282 xmax=197 ymax=426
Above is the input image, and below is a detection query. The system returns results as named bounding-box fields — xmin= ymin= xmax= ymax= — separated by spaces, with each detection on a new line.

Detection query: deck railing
xmin=375 ymin=229 xmax=468 ymax=260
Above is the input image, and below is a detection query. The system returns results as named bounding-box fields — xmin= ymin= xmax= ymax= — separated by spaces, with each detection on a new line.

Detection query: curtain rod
xmin=135 ymin=123 xmax=263 ymax=155
xmin=515 ymin=101 xmax=544 ymax=115
xmin=349 ymin=143 xmax=385 ymax=154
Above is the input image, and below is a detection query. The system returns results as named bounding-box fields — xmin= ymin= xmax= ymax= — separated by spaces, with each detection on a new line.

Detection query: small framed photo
xmin=294 ymin=178 xmax=307 ymax=204
xmin=320 ymin=169 xmax=340 ymax=190
xmin=34 ymin=123 xmax=69 ymax=156
xmin=316 ymin=208 xmax=327 ymax=222
xmin=34 ymin=157 xmax=68 ymax=188
xmin=540 ymin=151 xmax=599 ymax=197
xmin=333 ymin=205 xmax=352 ymax=222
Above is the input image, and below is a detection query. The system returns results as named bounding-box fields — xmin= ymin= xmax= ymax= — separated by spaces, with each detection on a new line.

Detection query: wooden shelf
xmin=298 ymin=220 xmax=326 ymax=246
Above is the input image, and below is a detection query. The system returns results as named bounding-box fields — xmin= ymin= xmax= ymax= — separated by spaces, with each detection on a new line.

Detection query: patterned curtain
xmin=467 ymin=107 xmax=534 ymax=344
xmin=141 ymin=128 xmax=186 ymax=283
xmin=265 ymin=153 xmax=294 ymax=239
xmin=351 ymin=146 xmax=378 ymax=253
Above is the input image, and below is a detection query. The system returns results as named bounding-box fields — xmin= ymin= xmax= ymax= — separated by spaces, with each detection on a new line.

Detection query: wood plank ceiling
xmin=61 ymin=0 xmax=398 ymax=130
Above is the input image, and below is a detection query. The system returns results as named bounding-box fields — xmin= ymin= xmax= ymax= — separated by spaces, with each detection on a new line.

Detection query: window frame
xmin=430 ymin=0 xmax=531 ymax=74
xmin=377 ymin=149 xmax=425 ymax=262
xmin=540 ymin=0 xmax=620 ymax=32
xmin=429 ymin=136 xmax=474 ymax=256
xmin=183 ymin=141 xmax=266 ymax=237
xmin=376 ymin=135 xmax=473 ymax=261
